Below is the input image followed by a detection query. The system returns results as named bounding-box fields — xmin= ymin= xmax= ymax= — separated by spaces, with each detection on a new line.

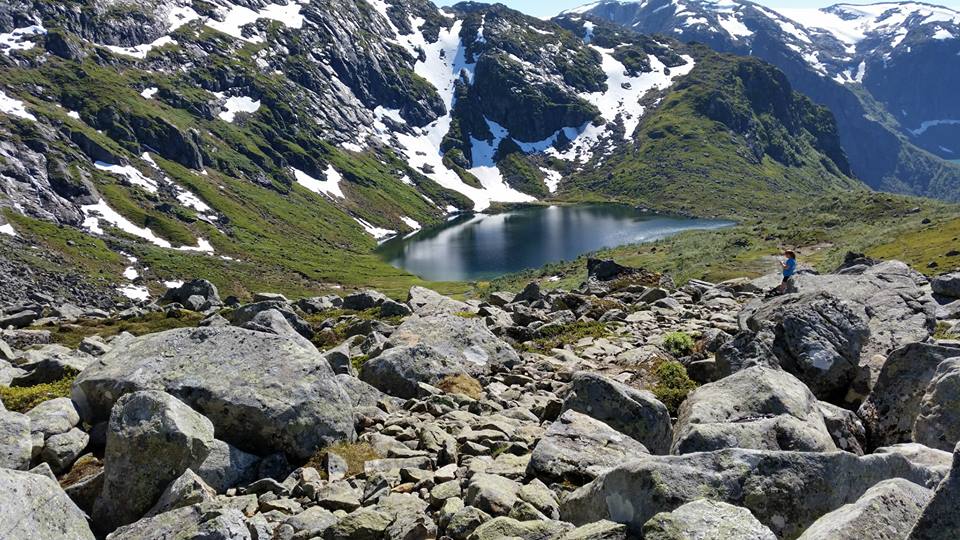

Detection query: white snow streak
xmin=0 ymin=90 xmax=36 ymax=121
xmin=293 ymin=166 xmax=344 ymax=199
xmin=217 ymin=95 xmax=261 ymax=122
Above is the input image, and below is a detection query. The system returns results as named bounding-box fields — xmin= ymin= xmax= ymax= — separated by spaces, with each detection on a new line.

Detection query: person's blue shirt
xmin=783 ymin=258 xmax=797 ymax=277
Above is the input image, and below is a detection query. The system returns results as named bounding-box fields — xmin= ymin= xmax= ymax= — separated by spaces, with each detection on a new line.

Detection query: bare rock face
xmin=908 ymin=441 xmax=960 ymax=540
xmin=561 ymin=448 xmax=944 ymax=539
xmin=560 ymin=372 xmax=673 ymax=455
xmin=0 ymin=467 xmax=96 ymax=539
xmin=73 ymin=326 xmax=355 ymax=459
xmin=92 ymin=390 xmax=215 ymax=533
xmin=672 ymin=366 xmax=837 ymax=454
xmin=798 ymin=478 xmax=933 ymax=540
xmin=643 ymin=499 xmax=776 ymax=540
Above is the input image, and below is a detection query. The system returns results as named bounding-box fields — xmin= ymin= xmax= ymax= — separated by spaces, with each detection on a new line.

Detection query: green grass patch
xmin=305 ymin=442 xmax=380 ymax=479
xmin=0 ymin=374 xmax=76 ymax=413
xmin=663 ymin=332 xmax=696 ymax=357
xmin=651 ymin=360 xmax=698 ymax=416
xmin=934 ymin=322 xmax=959 ymax=340
xmin=50 ymin=311 xmax=205 ymax=348
xmin=525 ymin=321 xmax=609 ymax=352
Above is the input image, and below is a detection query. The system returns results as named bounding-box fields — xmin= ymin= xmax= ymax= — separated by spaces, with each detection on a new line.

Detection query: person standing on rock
xmin=777 ymin=250 xmax=797 ymax=294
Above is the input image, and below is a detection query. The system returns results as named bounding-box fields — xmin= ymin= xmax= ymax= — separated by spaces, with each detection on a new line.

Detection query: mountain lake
xmin=377 ymin=204 xmax=734 ymax=281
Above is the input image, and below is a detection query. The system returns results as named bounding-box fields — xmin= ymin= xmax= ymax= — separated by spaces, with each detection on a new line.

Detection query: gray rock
xmin=914 ymin=357 xmax=960 ymax=451
xmin=195 ymin=439 xmax=260 ymax=493
xmin=322 ymin=506 xmax=391 ymax=539
xmin=0 ymin=337 xmax=17 ymax=361
xmin=284 ymin=506 xmax=338 ymax=539
xmin=253 ymin=292 xmax=288 ymax=302
xmin=380 ymin=298 xmax=413 ymax=318
xmin=0 ymin=467 xmax=96 ymax=539
xmin=26 ymin=396 xmax=80 ymax=437
xmin=324 ymin=336 xmax=363 ymax=376
xmin=563 ymin=520 xmax=628 ymax=539
xmin=28 ymin=461 xmax=57 ymax=482
xmin=239 ymin=307 xmax=316 ymax=350
xmin=561 ymin=448 xmax=945 ymax=539
xmin=818 ymin=401 xmax=867 ymax=455
xmin=343 ymin=290 xmax=388 ymax=311
xmin=41 ymin=427 xmax=89 ymax=473
xmin=528 ymin=409 xmax=649 ymax=484
xmin=361 ymin=314 xmax=519 ymax=399
xmin=107 ymin=503 xmax=251 ymax=540
xmin=467 ymin=516 xmax=572 ymax=540
xmin=517 ymin=479 xmax=559 ymax=520
xmin=932 ymin=272 xmax=960 ymax=299
xmin=908 ymin=441 xmax=960 ymax=539
xmin=0 ymin=309 xmax=39 ymax=329
xmin=464 ymin=473 xmax=522 ymax=516
xmin=160 ymin=279 xmax=222 ymax=308
xmin=561 ymin=372 xmax=672 ymax=454
xmin=672 ymin=366 xmax=836 ymax=454
xmin=784 ymin=262 xmax=937 ymax=396
xmin=0 ymin=358 xmax=26 ymax=385
xmin=859 ymin=343 xmax=960 ymax=450
xmin=642 ymin=499 xmax=776 ymax=540
xmin=407 ymin=286 xmax=469 ymax=316
xmin=447 ymin=506 xmax=492 ymax=540
xmin=73 ymin=326 xmax=355 ymax=459
xmin=743 ymin=292 xmax=870 ymax=402
xmin=231 ymin=300 xmax=313 ymax=340
xmin=875 ymin=443 xmax=954 ymax=478
xmin=145 ymin=469 xmax=217 ymax=518
xmin=798 ymin=478 xmax=932 ymax=540
xmin=93 ymin=390 xmax=216 ymax=532
xmin=0 ymin=408 xmax=31 ymax=469
xmin=13 ymin=346 xmax=94 ymax=385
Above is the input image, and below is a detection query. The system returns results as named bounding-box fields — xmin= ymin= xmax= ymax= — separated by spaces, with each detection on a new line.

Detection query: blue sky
xmin=433 ymin=0 xmax=960 ymax=18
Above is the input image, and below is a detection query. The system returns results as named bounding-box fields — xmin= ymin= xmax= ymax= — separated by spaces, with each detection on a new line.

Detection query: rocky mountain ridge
xmin=563 ymin=0 xmax=960 ymax=200
xmin=1 ymin=256 xmax=960 ymax=538
xmin=0 ymin=0 xmax=862 ymax=304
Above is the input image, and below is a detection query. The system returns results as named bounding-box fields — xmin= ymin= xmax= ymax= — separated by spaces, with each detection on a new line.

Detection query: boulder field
xmin=0 ymin=260 xmax=959 ymax=539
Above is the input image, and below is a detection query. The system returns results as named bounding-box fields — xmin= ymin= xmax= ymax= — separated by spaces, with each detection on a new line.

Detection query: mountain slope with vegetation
xmin=0 ymin=0 xmax=888 ymax=303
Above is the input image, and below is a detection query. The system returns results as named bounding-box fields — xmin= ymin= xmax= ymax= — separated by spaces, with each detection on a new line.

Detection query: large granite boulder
xmin=672 ymin=366 xmax=836 ymax=454
xmin=73 ymin=326 xmax=355 ymax=459
xmin=0 ymin=407 xmax=31 ymax=469
xmin=858 ymin=343 xmax=960 ymax=450
xmin=931 ymin=272 xmax=960 ymax=299
xmin=361 ymin=314 xmax=519 ymax=398
xmin=908 ymin=441 xmax=960 ymax=539
xmin=561 ymin=448 xmax=944 ymax=539
xmin=797 ymin=478 xmax=932 ymax=540
xmin=781 ymin=261 xmax=937 ymax=401
xmin=561 ymin=372 xmax=672 ymax=454
xmin=0 ymin=467 xmax=96 ymax=539
xmin=93 ymin=390 xmax=215 ymax=532
xmin=407 ymin=286 xmax=469 ymax=316
xmin=106 ymin=501 xmax=252 ymax=540
xmin=642 ymin=499 xmax=775 ymax=540
xmin=913 ymin=357 xmax=960 ymax=451
xmin=742 ymin=292 xmax=870 ymax=403
xmin=528 ymin=409 xmax=650 ymax=484
xmin=160 ymin=279 xmax=221 ymax=309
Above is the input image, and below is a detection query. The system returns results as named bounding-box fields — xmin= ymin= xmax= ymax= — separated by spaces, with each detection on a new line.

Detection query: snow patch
xmin=933 ymin=28 xmax=955 ymax=40
xmin=0 ymin=223 xmax=17 ymax=236
xmin=206 ymin=0 xmax=305 ymax=42
xmin=217 ymin=95 xmax=261 ymax=122
xmin=717 ymin=13 xmax=753 ymax=39
xmin=105 ymin=36 xmax=177 ymax=59
xmin=909 ymin=119 xmax=960 ymax=136
xmin=0 ymin=25 xmax=46 ymax=55
xmin=354 ymin=216 xmax=396 ymax=240
xmin=141 ymin=87 xmax=159 ymax=99
xmin=81 ymin=199 xmax=173 ymax=248
xmin=0 ymin=90 xmax=36 ymax=121
xmin=95 ymin=161 xmax=158 ymax=193
xmin=293 ymin=166 xmax=344 ymax=199
xmin=539 ymin=168 xmax=562 ymax=193
xmin=118 ymin=284 xmax=150 ymax=301
xmin=583 ymin=21 xmax=595 ymax=43
xmin=400 ymin=216 xmax=421 ymax=230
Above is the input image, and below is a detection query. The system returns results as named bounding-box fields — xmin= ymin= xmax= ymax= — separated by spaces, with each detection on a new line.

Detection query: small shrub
xmin=305 ymin=442 xmax=380 ymax=479
xmin=0 ymin=374 xmax=76 ymax=413
xmin=436 ymin=374 xmax=483 ymax=399
xmin=652 ymin=360 xmax=698 ymax=416
xmin=532 ymin=321 xmax=609 ymax=351
xmin=350 ymin=355 xmax=370 ymax=373
xmin=663 ymin=331 xmax=696 ymax=357
xmin=934 ymin=322 xmax=959 ymax=340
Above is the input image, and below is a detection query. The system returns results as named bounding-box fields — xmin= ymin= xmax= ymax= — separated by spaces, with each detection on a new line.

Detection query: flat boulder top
xmin=389 ymin=314 xmax=520 ymax=371
xmin=73 ymin=326 xmax=353 ymax=459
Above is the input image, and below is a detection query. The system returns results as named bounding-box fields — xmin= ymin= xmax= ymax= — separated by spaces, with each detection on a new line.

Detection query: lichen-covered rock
xmin=26 ymin=397 xmax=80 ymax=438
xmin=561 ymin=372 xmax=672 ymax=454
xmin=145 ymin=469 xmax=217 ymax=518
xmin=407 ymin=285 xmax=470 ymax=316
xmin=106 ymin=502 xmax=252 ymax=540
xmin=797 ymin=478 xmax=932 ymax=540
xmin=858 ymin=343 xmax=960 ymax=450
xmin=672 ymin=366 xmax=836 ymax=454
xmin=561 ymin=448 xmax=944 ymax=539
xmin=466 ymin=516 xmax=572 ymax=540
xmin=913 ymin=358 xmax=960 ymax=451
xmin=528 ymin=409 xmax=649 ymax=483
xmin=908 ymin=441 xmax=960 ymax=540
xmin=0 ymin=467 xmax=96 ymax=539
xmin=41 ymin=427 xmax=89 ymax=473
xmin=0 ymin=407 xmax=31 ymax=470
xmin=73 ymin=326 xmax=355 ymax=459
xmin=92 ymin=390 xmax=216 ymax=532
xmin=642 ymin=499 xmax=776 ymax=540
xmin=195 ymin=439 xmax=260 ymax=493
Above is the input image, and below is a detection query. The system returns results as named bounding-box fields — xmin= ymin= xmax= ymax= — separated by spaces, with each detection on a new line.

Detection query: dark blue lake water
xmin=376 ymin=204 xmax=733 ymax=281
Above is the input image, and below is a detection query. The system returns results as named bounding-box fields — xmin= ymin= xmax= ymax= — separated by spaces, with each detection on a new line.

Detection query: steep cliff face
xmin=564 ymin=0 xmax=960 ymax=201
